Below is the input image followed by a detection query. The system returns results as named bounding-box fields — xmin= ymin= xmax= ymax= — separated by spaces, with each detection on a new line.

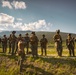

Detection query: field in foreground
xmin=0 ymin=47 xmax=76 ymax=75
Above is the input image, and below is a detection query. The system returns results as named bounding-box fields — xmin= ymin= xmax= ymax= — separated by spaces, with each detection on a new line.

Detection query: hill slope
xmin=0 ymin=31 xmax=76 ymax=41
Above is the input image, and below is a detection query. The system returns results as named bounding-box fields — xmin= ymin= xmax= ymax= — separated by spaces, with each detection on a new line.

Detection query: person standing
xmin=30 ymin=32 xmax=39 ymax=57
xmin=17 ymin=39 xmax=25 ymax=72
xmin=40 ymin=34 xmax=48 ymax=56
xmin=8 ymin=34 xmax=12 ymax=53
xmin=53 ymin=30 xmax=63 ymax=56
xmin=1 ymin=35 xmax=8 ymax=53
xmin=66 ymin=34 xmax=75 ymax=56
xmin=11 ymin=31 xmax=17 ymax=55
xmin=24 ymin=33 xmax=30 ymax=54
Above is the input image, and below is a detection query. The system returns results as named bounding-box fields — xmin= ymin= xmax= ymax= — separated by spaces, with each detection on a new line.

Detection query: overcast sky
xmin=0 ymin=0 xmax=76 ymax=33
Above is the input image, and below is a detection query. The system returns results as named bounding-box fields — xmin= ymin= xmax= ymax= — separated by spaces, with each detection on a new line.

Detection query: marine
xmin=40 ymin=34 xmax=48 ymax=56
xmin=24 ymin=33 xmax=30 ymax=54
xmin=1 ymin=35 xmax=8 ymax=53
xmin=29 ymin=32 xmax=39 ymax=57
xmin=66 ymin=34 xmax=75 ymax=56
xmin=11 ymin=31 xmax=17 ymax=55
xmin=8 ymin=34 xmax=12 ymax=53
xmin=53 ymin=30 xmax=62 ymax=56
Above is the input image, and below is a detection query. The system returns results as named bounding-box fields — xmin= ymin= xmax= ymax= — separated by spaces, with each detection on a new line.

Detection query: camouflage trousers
xmin=11 ymin=42 xmax=15 ymax=55
xmin=41 ymin=46 xmax=47 ymax=56
xmin=30 ymin=44 xmax=38 ymax=57
xmin=67 ymin=45 xmax=75 ymax=56
xmin=2 ymin=44 xmax=7 ymax=53
xmin=55 ymin=42 xmax=62 ymax=56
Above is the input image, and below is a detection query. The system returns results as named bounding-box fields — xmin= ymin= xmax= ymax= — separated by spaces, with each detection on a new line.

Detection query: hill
xmin=0 ymin=31 xmax=76 ymax=42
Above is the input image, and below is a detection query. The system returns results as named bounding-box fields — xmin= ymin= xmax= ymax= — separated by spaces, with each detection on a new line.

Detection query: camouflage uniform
xmin=53 ymin=30 xmax=62 ymax=56
xmin=40 ymin=34 xmax=48 ymax=56
xmin=8 ymin=34 xmax=12 ymax=53
xmin=24 ymin=33 xmax=30 ymax=54
xmin=30 ymin=32 xmax=39 ymax=57
xmin=1 ymin=35 xmax=7 ymax=53
xmin=11 ymin=31 xmax=17 ymax=55
xmin=66 ymin=34 xmax=75 ymax=56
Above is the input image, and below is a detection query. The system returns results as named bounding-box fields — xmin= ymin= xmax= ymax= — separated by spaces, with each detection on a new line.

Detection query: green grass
xmin=0 ymin=44 xmax=76 ymax=75
xmin=0 ymin=55 xmax=76 ymax=75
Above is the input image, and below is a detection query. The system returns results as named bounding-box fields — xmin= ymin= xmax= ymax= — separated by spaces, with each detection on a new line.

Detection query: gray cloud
xmin=0 ymin=13 xmax=53 ymax=31
xmin=0 ymin=13 xmax=14 ymax=24
xmin=1 ymin=0 xmax=26 ymax=9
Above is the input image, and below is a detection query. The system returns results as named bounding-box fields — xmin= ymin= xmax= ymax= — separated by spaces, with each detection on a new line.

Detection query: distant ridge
xmin=0 ymin=31 xmax=76 ymax=41
xmin=0 ymin=30 xmax=32 ymax=37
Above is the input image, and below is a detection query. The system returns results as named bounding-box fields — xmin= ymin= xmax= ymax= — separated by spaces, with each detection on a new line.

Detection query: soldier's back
xmin=54 ymin=34 xmax=61 ymax=39
xmin=11 ymin=34 xmax=17 ymax=43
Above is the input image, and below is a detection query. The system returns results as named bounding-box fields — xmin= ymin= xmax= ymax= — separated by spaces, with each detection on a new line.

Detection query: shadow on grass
xmin=0 ymin=53 xmax=76 ymax=75
xmin=19 ymin=56 xmax=76 ymax=75
xmin=0 ymin=53 xmax=18 ymax=61
xmin=22 ymin=64 xmax=53 ymax=75
xmin=39 ymin=56 xmax=76 ymax=68
xmin=1 ymin=53 xmax=76 ymax=68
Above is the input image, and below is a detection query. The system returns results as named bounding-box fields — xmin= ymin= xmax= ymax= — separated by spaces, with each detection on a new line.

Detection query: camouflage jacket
xmin=40 ymin=38 xmax=48 ymax=46
xmin=53 ymin=34 xmax=62 ymax=44
xmin=30 ymin=35 xmax=39 ymax=45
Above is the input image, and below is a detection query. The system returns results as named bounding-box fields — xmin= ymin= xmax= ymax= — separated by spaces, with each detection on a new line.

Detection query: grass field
xmin=0 ymin=46 xmax=73 ymax=57
xmin=0 ymin=44 xmax=76 ymax=75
